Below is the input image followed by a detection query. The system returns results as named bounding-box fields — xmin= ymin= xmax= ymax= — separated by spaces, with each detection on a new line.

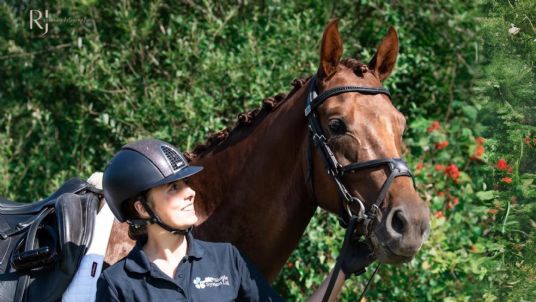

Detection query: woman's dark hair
xmin=121 ymin=191 xmax=152 ymax=240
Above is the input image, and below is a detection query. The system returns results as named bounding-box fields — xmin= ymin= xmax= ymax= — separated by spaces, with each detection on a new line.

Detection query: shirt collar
xmin=124 ymin=231 xmax=205 ymax=274
xmin=186 ymin=231 xmax=205 ymax=260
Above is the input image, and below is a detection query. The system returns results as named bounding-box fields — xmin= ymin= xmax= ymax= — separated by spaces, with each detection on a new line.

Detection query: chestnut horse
xmin=104 ymin=20 xmax=430 ymax=282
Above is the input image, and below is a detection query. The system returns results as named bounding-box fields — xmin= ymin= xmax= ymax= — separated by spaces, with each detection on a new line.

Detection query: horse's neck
xmin=191 ymin=86 xmax=317 ymax=281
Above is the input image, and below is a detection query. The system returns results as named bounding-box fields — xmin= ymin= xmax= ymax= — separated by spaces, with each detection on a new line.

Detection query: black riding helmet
xmin=103 ymin=139 xmax=203 ymax=234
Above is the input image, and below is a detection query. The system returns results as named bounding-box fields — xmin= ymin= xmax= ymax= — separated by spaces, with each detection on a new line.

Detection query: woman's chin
xmin=174 ymin=213 xmax=198 ymax=229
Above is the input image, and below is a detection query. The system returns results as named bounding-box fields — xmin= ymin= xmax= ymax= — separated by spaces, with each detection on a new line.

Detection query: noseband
xmin=304 ymin=75 xmax=416 ymax=301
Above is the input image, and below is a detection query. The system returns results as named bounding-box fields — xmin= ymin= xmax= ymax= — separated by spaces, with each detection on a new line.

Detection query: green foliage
xmin=0 ymin=0 xmax=534 ymax=301
xmin=472 ymin=0 xmax=536 ymax=300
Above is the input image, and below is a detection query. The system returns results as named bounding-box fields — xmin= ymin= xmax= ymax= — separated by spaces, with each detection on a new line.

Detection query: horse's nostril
xmin=421 ymin=220 xmax=430 ymax=237
xmin=392 ymin=210 xmax=405 ymax=234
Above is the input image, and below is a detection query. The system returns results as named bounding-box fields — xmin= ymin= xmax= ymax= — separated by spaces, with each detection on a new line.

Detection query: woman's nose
xmin=185 ymin=186 xmax=196 ymax=200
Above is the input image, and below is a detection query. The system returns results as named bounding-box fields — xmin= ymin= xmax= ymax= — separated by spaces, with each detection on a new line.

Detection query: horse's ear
xmin=368 ymin=27 xmax=399 ymax=81
xmin=318 ymin=19 xmax=343 ymax=79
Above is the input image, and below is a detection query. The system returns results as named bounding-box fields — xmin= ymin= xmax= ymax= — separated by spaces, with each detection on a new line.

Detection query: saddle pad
xmin=62 ymin=202 xmax=115 ymax=302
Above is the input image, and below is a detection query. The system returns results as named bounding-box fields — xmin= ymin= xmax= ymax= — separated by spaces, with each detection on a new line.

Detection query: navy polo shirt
xmin=96 ymin=232 xmax=284 ymax=302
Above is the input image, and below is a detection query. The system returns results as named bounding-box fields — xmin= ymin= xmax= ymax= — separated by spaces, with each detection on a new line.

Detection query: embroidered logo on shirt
xmin=193 ymin=275 xmax=230 ymax=289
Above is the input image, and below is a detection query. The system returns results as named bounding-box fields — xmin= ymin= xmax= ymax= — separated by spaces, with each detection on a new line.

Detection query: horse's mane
xmin=185 ymin=58 xmax=368 ymax=160
xmin=183 ymin=77 xmax=306 ymax=160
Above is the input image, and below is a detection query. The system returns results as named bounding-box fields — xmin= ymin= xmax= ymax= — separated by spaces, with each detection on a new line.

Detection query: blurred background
xmin=0 ymin=0 xmax=534 ymax=300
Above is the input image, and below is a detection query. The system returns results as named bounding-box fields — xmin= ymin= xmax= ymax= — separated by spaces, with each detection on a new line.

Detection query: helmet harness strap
xmin=128 ymin=195 xmax=191 ymax=235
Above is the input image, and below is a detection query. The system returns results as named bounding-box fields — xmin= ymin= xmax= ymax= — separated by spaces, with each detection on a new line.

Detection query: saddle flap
xmin=55 ymin=194 xmax=85 ymax=247
xmin=54 ymin=192 xmax=99 ymax=271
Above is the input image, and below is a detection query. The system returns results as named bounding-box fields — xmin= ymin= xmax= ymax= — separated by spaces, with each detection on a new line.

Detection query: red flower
xmin=452 ymin=197 xmax=459 ymax=205
xmin=470 ymin=144 xmax=484 ymax=160
xmin=507 ymin=167 xmax=513 ymax=173
xmin=444 ymin=164 xmax=460 ymax=181
xmin=434 ymin=211 xmax=445 ymax=219
xmin=286 ymin=262 xmax=293 ymax=268
xmin=475 ymin=145 xmax=484 ymax=156
xmin=427 ymin=121 xmax=441 ymax=133
xmin=501 ymin=177 xmax=512 ymax=184
xmin=435 ymin=164 xmax=444 ymax=171
xmin=496 ymin=159 xmax=509 ymax=171
xmin=524 ymin=136 xmax=531 ymax=145
xmin=416 ymin=161 xmax=424 ymax=171
xmin=447 ymin=202 xmax=454 ymax=210
xmin=475 ymin=137 xmax=485 ymax=145
xmin=435 ymin=141 xmax=449 ymax=150
xmin=488 ymin=208 xmax=498 ymax=215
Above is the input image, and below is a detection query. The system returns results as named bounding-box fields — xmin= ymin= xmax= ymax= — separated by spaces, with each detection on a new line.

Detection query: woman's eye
xmin=328 ymin=119 xmax=347 ymax=135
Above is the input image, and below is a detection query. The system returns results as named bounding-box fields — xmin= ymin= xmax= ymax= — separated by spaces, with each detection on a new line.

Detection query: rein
xmin=303 ymin=75 xmax=415 ymax=301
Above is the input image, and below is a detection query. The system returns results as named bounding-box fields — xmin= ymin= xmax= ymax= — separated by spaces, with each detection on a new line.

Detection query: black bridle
xmin=303 ymin=75 xmax=416 ymax=301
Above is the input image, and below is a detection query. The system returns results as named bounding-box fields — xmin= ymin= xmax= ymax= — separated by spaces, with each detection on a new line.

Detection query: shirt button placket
xmin=177 ymin=258 xmax=190 ymax=301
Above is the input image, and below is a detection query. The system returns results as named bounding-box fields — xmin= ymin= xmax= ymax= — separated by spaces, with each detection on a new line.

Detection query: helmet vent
xmin=160 ymin=145 xmax=185 ymax=172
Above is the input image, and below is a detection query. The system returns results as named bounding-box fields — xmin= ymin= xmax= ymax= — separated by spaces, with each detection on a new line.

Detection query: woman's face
xmin=144 ymin=179 xmax=198 ymax=230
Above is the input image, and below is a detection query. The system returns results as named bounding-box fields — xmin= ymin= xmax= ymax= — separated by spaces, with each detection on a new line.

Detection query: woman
xmin=96 ymin=139 xmax=373 ymax=301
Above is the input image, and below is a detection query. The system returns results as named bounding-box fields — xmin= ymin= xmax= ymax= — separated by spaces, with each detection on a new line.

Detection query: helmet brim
xmin=149 ymin=165 xmax=204 ymax=188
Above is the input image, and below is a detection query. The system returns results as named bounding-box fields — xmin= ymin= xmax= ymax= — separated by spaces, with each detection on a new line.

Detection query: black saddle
xmin=0 ymin=178 xmax=101 ymax=302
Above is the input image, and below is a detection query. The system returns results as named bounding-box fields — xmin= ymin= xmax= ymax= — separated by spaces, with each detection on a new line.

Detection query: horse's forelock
xmin=340 ymin=58 xmax=370 ymax=77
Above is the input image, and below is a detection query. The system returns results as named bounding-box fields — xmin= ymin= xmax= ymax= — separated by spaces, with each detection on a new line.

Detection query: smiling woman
xmin=96 ymin=138 xmax=286 ymax=301
xmin=96 ymin=138 xmax=372 ymax=302
xmin=120 ymin=180 xmax=197 ymax=241
xmin=137 ymin=180 xmax=198 ymax=232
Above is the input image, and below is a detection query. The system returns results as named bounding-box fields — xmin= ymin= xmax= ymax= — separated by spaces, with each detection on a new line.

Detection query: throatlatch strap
xmin=305 ymin=135 xmax=320 ymax=207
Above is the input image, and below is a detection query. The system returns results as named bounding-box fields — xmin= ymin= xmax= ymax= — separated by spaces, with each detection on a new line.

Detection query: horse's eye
xmin=328 ymin=119 xmax=347 ymax=135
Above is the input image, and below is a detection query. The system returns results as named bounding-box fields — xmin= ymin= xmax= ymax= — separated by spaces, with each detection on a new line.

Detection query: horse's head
xmin=310 ymin=20 xmax=430 ymax=264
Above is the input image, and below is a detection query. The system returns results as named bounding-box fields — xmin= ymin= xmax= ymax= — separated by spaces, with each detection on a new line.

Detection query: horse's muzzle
xmin=370 ymin=202 xmax=430 ymax=264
